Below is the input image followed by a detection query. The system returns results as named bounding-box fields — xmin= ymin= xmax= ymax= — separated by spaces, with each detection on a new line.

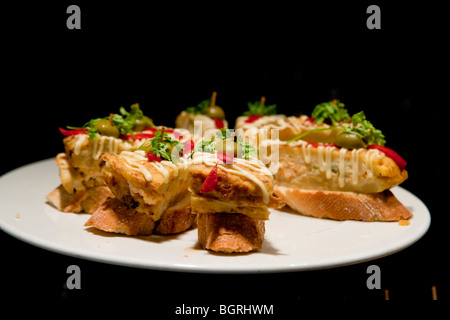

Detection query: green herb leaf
xmin=186 ymin=98 xmax=211 ymax=115
xmin=138 ymin=130 xmax=183 ymax=163
xmin=311 ymin=100 xmax=350 ymax=125
xmin=344 ymin=111 xmax=386 ymax=146
xmin=237 ymin=136 xmax=257 ymax=159
xmin=243 ymin=100 xmax=277 ymax=116
xmin=216 ymin=128 xmax=231 ymax=140
xmin=189 ymin=137 xmax=215 ymax=158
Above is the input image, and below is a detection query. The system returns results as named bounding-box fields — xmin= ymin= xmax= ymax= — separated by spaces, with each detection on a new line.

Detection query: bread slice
xmin=155 ymin=193 xmax=196 ymax=234
xmin=85 ymin=194 xmax=195 ymax=236
xmin=197 ymin=212 xmax=265 ymax=253
xmin=85 ymin=198 xmax=155 ymax=235
xmin=274 ymin=185 xmax=412 ymax=222
xmin=46 ymin=184 xmax=114 ymax=214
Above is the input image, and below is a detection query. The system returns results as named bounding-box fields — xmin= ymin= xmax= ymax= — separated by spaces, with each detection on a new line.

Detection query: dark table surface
xmin=2 ymin=2 xmax=447 ymax=314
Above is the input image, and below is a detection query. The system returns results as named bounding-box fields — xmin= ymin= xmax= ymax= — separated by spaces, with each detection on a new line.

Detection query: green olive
xmin=94 ymin=119 xmax=120 ymax=138
xmin=335 ymin=132 xmax=366 ymax=149
xmin=134 ymin=116 xmax=154 ymax=131
xmin=164 ymin=142 xmax=183 ymax=158
xmin=215 ymin=141 xmax=241 ymax=157
xmin=205 ymin=105 xmax=225 ymax=119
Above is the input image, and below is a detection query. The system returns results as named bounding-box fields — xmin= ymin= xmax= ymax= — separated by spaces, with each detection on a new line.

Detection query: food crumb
xmin=398 ymin=219 xmax=410 ymax=226
xmin=15 ymin=213 xmax=21 ymax=220
xmin=183 ymin=255 xmax=189 ymax=258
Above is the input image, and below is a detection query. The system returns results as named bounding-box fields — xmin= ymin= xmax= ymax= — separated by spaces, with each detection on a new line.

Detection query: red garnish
xmin=305 ymin=117 xmax=315 ymax=124
xmin=214 ymin=118 xmax=224 ymax=128
xmin=367 ymin=145 xmax=407 ymax=171
xmin=200 ymin=162 xmax=219 ymax=193
xmin=306 ymin=142 xmax=338 ymax=148
xmin=123 ymin=133 xmax=156 ymax=141
xmin=182 ymin=139 xmax=195 ymax=156
xmin=122 ymin=128 xmax=178 ymax=141
xmin=147 ymin=152 xmax=162 ymax=162
xmin=59 ymin=127 xmax=87 ymax=136
xmin=245 ymin=115 xmax=262 ymax=123
xmin=217 ymin=151 xmax=234 ymax=164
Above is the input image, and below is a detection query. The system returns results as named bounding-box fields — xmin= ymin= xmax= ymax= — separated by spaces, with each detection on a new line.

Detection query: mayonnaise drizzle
xmin=73 ymin=134 xmax=88 ymax=155
xmin=119 ymin=150 xmax=189 ymax=183
xmin=272 ymin=139 xmax=382 ymax=188
xmin=192 ymin=152 xmax=273 ymax=204
xmin=92 ymin=136 xmax=122 ymax=159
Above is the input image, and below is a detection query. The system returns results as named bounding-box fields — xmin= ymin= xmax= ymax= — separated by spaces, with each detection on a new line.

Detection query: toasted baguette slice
xmin=197 ymin=212 xmax=265 ymax=253
xmin=274 ymin=186 xmax=412 ymax=222
xmin=46 ymin=184 xmax=114 ymax=214
xmin=155 ymin=193 xmax=196 ymax=234
xmin=85 ymin=198 xmax=155 ymax=235
xmin=85 ymin=194 xmax=195 ymax=236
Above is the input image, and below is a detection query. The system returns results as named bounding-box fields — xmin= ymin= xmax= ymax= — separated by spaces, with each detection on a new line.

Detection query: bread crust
xmin=197 ymin=213 xmax=265 ymax=253
xmin=85 ymin=198 xmax=155 ymax=235
xmin=85 ymin=195 xmax=195 ymax=236
xmin=274 ymin=186 xmax=412 ymax=222
xmin=46 ymin=184 xmax=114 ymax=214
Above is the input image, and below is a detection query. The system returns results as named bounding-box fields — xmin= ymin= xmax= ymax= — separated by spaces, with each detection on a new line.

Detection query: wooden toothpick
xmin=210 ymin=91 xmax=217 ymax=107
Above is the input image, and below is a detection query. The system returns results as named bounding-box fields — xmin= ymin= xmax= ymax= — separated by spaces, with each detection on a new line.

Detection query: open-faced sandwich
xmin=175 ymin=92 xmax=228 ymax=142
xmin=46 ymin=103 xmax=193 ymax=215
xmin=189 ymin=129 xmax=283 ymax=253
xmin=269 ymin=101 xmax=411 ymax=222
xmin=85 ymin=128 xmax=195 ymax=235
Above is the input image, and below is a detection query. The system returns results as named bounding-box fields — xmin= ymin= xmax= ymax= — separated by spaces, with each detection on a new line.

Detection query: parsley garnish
xmin=243 ymin=97 xmax=277 ymax=116
xmin=189 ymin=137 xmax=215 ymax=158
xmin=311 ymin=100 xmax=350 ymax=125
xmin=190 ymin=128 xmax=257 ymax=160
xmin=65 ymin=104 xmax=152 ymax=139
xmin=185 ymin=98 xmax=211 ymax=115
xmin=138 ymin=130 xmax=183 ymax=163
xmin=344 ymin=111 xmax=386 ymax=145
xmin=236 ymin=135 xmax=257 ymax=159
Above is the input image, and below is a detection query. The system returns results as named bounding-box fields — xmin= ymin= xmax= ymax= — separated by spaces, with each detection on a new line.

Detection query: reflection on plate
xmin=0 ymin=159 xmax=430 ymax=273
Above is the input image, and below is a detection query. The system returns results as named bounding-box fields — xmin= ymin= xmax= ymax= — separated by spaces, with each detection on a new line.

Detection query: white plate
xmin=0 ymin=159 xmax=430 ymax=273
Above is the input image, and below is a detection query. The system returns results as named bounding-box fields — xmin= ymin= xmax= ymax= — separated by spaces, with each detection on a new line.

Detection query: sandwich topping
xmin=192 ymin=129 xmax=272 ymax=204
xmin=185 ymin=92 xmax=226 ymax=128
xmin=59 ymin=103 xmax=154 ymax=140
xmin=117 ymin=129 xmax=191 ymax=183
xmin=287 ymin=101 xmax=406 ymax=171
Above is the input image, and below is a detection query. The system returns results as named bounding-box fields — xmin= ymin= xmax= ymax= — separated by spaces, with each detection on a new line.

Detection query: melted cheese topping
xmin=192 ymin=152 xmax=273 ymax=204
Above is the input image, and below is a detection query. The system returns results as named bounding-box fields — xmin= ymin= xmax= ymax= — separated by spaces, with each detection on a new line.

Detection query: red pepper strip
xmin=217 ymin=151 xmax=234 ymax=164
xmin=214 ymin=118 xmax=224 ymax=129
xmin=59 ymin=127 xmax=87 ymax=136
xmin=147 ymin=152 xmax=162 ymax=162
xmin=123 ymin=133 xmax=156 ymax=141
xmin=367 ymin=145 xmax=407 ymax=171
xmin=306 ymin=142 xmax=338 ymax=148
xmin=200 ymin=162 xmax=219 ymax=193
xmin=245 ymin=115 xmax=262 ymax=123
xmin=182 ymin=140 xmax=194 ymax=156
xmin=305 ymin=117 xmax=315 ymax=124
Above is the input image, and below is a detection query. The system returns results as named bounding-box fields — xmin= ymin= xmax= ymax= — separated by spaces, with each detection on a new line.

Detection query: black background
xmin=1 ymin=1 xmax=447 ymax=315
